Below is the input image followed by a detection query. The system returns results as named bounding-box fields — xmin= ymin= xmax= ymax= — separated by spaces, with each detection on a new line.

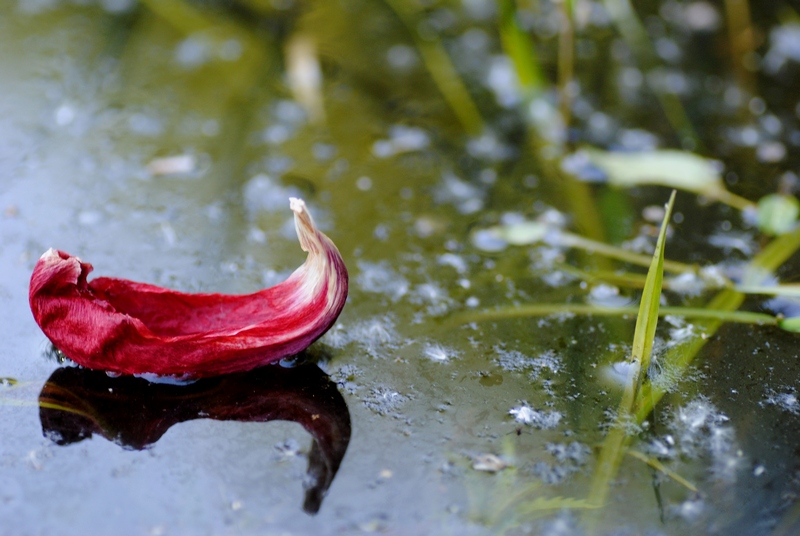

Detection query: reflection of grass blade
xmin=557 ymin=0 xmax=575 ymax=132
xmin=499 ymin=0 xmax=546 ymax=91
xmin=724 ymin=0 xmax=756 ymax=94
xmin=586 ymin=191 xmax=674 ymax=513
xmin=602 ymin=0 xmax=698 ymax=145
xmin=138 ymin=0 xmax=214 ymax=34
xmin=383 ymin=0 xmax=485 ymax=135
xmin=626 ymin=450 xmax=697 ymax=492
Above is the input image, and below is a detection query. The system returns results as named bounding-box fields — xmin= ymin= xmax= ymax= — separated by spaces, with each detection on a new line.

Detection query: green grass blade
xmin=586 ymin=190 xmax=675 ymax=514
xmin=455 ymin=304 xmax=777 ymax=326
xmin=632 ymin=189 xmax=675 ymax=380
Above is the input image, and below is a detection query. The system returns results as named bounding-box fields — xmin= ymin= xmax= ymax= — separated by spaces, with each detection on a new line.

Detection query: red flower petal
xmin=29 ymin=198 xmax=348 ymax=377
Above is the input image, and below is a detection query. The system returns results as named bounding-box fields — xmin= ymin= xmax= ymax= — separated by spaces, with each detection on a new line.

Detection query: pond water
xmin=3 ymin=1 xmax=800 ymax=534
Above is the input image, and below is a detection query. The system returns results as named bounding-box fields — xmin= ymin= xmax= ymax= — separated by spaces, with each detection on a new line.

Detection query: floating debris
xmin=762 ymin=390 xmax=800 ymax=414
xmin=648 ymin=398 xmax=742 ymax=483
xmin=363 ymin=386 xmax=409 ymax=417
xmin=329 ymin=364 xmax=363 ymax=395
xmin=147 ymin=154 xmax=196 ymax=176
xmin=509 ymin=403 xmax=563 ymax=429
xmin=495 ymin=348 xmax=563 ymax=375
xmin=422 ymin=343 xmax=457 ymax=363
xmin=286 ymin=33 xmax=324 ymax=124
xmin=472 ymin=453 xmax=509 ymax=472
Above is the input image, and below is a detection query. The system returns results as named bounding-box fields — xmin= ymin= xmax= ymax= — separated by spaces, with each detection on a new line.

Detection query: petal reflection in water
xmin=38 ymin=362 xmax=351 ymax=514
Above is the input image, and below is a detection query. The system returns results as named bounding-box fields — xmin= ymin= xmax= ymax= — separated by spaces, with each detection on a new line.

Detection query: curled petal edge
xmin=29 ymin=198 xmax=348 ymax=378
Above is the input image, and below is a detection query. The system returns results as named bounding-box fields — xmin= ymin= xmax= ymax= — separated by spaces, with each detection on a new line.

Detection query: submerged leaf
xmin=29 ymin=198 xmax=348 ymax=378
xmin=779 ymin=317 xmax=800 ymax=333
xmin=757 ymin=193 xmax=799 ymax=235
xmin=584 ymin=149 xmax=753 ymax=210
xmin=586 ymin=148 xmax=722 ymax=193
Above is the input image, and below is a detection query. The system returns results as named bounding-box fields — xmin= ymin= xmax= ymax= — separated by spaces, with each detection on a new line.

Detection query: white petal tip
xmin=289 ymin=197 xmax=306 ymax=214
xmin=41 ymin=248 xmax=58 ymax=260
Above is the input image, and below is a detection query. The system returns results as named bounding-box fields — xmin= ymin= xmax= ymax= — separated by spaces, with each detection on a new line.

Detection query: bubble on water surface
xmin=708 ymin=231 xmax=755 ymax=255
xmin=437 ymin=253 xmax=469 ymax=274
xmin=485 ymin=56 xmax=520 ymax=108
xmin=175 ymin=36 xmax=212 ymax=68
xmin=386 ymin=44 xmax=418 ymax=71
xmin=495 ymin=348 xmax=563 ymax=379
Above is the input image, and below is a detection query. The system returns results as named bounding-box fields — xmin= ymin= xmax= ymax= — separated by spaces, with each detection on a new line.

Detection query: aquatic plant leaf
xmin=757 ymin=193 xmax=800 ymax=235
xmin=29 ymin=198 xmax=348 ymax=378
xmin=631 ymin=189 xmax=675 ymax=380
xmin=779 ymin=317 xmax=800 ymax=333
xmin=586 ymin=149 xmax=722 ymax=194
xmin=473 ymin=219 xmax=695 ymax=274
xmin=496 ymin=221 xmax=549 ymax=246
xmin=587 ymin=191 xmax=674 ymax=512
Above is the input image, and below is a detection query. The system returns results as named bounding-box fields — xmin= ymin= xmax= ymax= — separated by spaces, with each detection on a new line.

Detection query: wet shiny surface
xmin=3 ymin=1 xmax=800 ymax=534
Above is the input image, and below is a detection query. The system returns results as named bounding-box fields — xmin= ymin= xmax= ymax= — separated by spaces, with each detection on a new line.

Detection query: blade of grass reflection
xmin=557 ymin=0 xmax=575 ymax=132
xmin=602 ymin=0 xmax=699 ymax=146
xmin=383 ymin=0 xmax=485 ymax=135
xmin=724 ymin=0 xmax=756 ymax=95
xmin=625 ymin=450 xmax=698 ymax=493
xmin=138 ymin=0 xmax=215 ymax=34
xmin=499 ymin=0 xmax=546 ymax=91
xmin=497 ymin=0 xmax=609 ymax=248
